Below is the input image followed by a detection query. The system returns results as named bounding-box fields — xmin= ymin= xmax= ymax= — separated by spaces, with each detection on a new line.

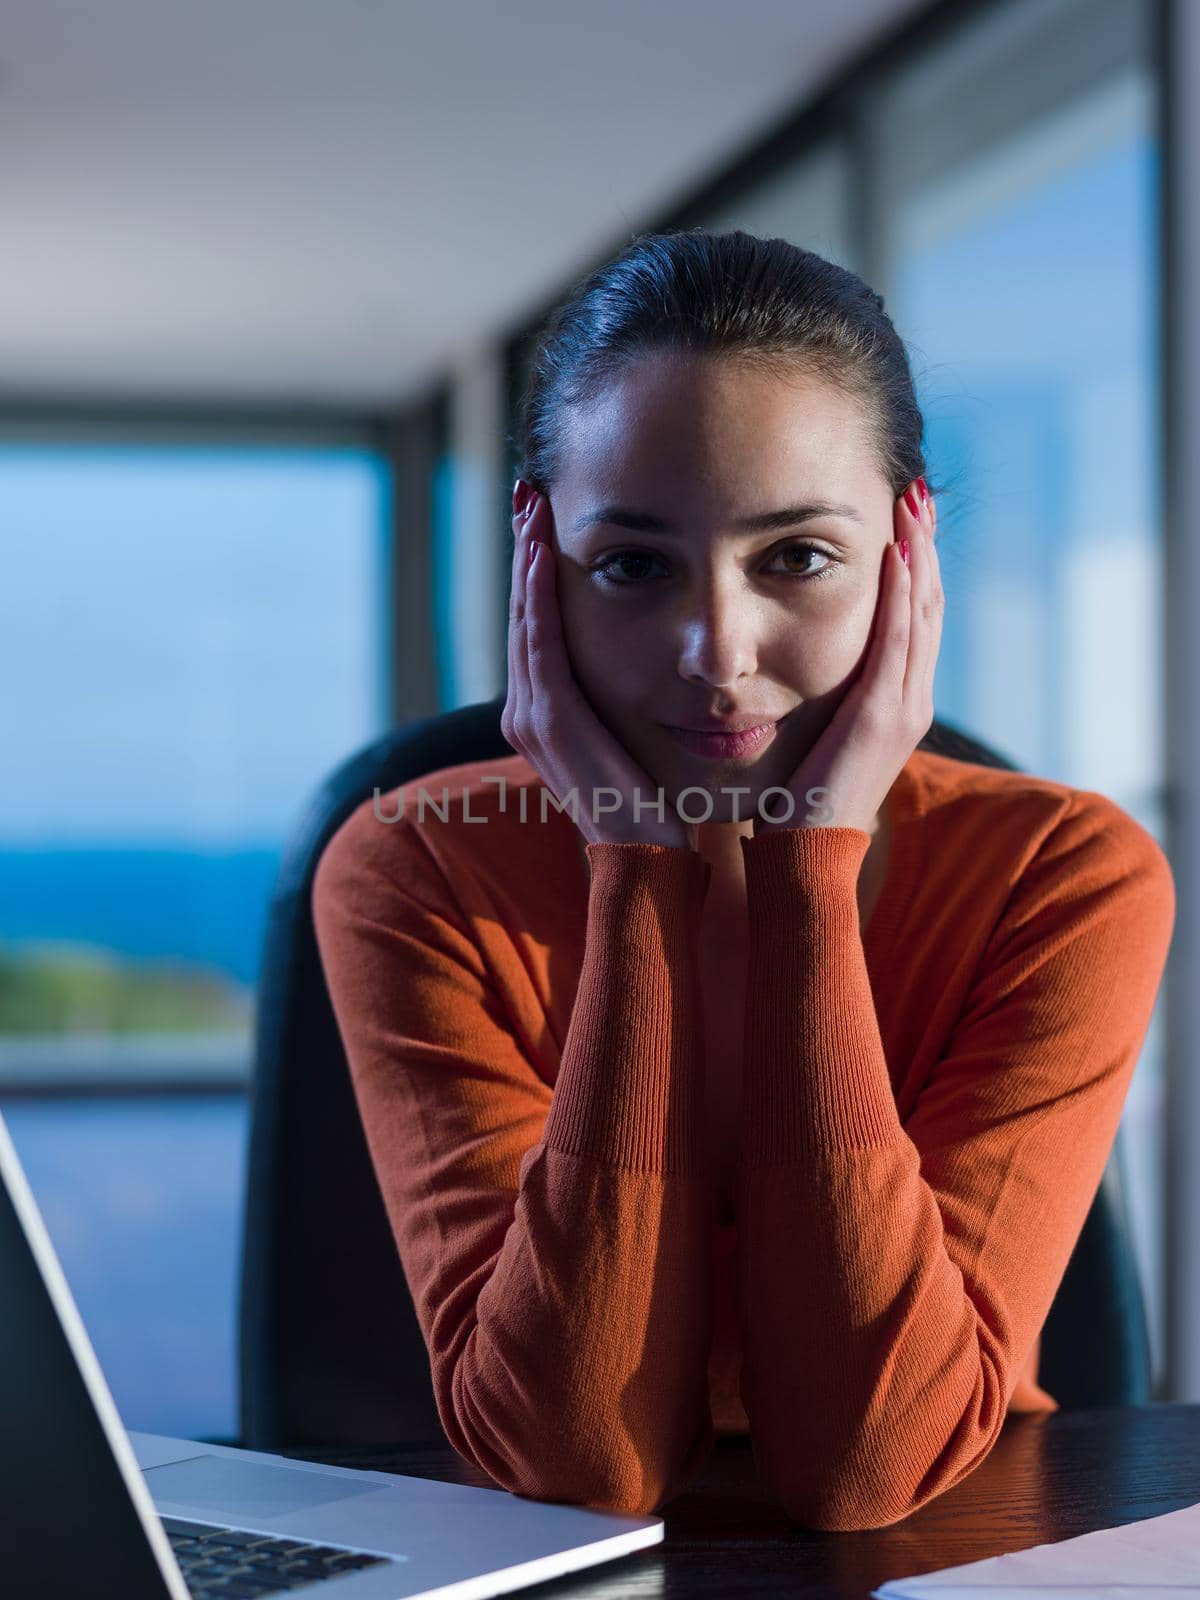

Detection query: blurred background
xmin=4 ymin=0 xmax=1198 ymax=1444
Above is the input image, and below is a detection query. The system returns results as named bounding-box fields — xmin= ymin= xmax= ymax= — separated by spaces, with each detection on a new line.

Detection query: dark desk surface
xmin=279 ymin=1403 xmax=1200 ymax=1599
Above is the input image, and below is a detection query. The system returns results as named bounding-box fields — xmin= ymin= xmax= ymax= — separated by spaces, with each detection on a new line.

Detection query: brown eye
xmin=590 ymin=550 xmax=665 ymax=586
xmin=771 ymin=542 xmax=836 ymax=582
xmin=590 ymin=542 xmax=839 ymax=589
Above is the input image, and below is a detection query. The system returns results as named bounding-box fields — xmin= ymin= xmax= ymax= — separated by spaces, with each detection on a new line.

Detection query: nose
xmin=674 ymin=575 xmax=759 ymax=692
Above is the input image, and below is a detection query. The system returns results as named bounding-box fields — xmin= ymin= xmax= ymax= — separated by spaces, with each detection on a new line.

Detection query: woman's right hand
xmin=502 ymin=486 xmax=693 ymax=850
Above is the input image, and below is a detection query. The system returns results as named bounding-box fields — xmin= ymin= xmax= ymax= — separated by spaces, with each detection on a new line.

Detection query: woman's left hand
xmin=755 ymin=479 xmax=943 ymax=838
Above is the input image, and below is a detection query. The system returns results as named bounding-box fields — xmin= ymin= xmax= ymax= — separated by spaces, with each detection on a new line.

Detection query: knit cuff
xmin=541 ymin=842 xmax=712 ymax=1174
xmin=738 ymin=826 xmax=903 ymax=1160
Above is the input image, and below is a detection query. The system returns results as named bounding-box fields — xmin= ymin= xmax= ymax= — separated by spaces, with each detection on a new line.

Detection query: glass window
xmin=2 ymin=1093 xmax=248 ymax=1440
xmin=0 ymin=442 xmax=391 ymax=1438
xmin=700 ymin=140 xmax=855 ymax=267
xmin=873 ymin=0 xmax=1165 ymax=1381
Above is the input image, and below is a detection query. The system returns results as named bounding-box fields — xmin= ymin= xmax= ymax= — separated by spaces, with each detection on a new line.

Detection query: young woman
xmin=313 ymin=230 xmax=1175 ymax=1530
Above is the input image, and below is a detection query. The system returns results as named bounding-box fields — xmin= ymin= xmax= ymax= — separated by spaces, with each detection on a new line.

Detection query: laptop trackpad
xmin=145 ymin=1454 xmax=380 ymax=1518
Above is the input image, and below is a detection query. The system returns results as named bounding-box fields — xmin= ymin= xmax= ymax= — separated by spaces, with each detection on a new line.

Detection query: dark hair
xmin=513 ymin=227 xmax=935 ymax=505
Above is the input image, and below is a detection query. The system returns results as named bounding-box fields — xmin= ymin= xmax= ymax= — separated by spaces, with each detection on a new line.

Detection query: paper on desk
xmin=873 ymin=1498 xmax=1200 ymax=1599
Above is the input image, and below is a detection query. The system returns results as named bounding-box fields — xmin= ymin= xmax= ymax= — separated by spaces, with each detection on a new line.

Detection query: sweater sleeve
xmin=311 ymin=812 xmax=718 ymax=1515
xmin=732 ymin=789 xmax=1176 ymax=1532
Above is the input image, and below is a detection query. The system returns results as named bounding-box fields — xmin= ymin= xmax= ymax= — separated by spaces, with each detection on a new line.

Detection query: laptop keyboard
xmin=161 ymin=1514 xmax=391 ymax=1596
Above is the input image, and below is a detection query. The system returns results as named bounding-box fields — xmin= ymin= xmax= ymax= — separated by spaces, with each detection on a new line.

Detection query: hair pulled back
xmin=513 ymin=227 xmax=933 ymax=504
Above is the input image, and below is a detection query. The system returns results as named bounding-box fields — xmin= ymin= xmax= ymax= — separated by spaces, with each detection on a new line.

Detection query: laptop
xmin=0 ymin=1108 xmax=664 ymax=1598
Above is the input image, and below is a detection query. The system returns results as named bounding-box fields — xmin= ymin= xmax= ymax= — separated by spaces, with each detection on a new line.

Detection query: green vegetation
xmin=0 ymin=941 xmax=252 ymax=1035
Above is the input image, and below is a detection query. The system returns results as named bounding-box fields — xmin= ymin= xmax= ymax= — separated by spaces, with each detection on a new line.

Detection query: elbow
xmin=760 ymin=1348 xmax=1009 ymax=1530
xmin=520 ymin=1468 xmax=668 ymax=1518
xmin=762 ymin=1407 xmax=1003 ymax=1532
xmin=439 ymin=1376 xmax=687 ymax=1517
xmin=510 ymin=1429 xmax=713 ymax=1515
xmin=764 ymin=1449 xmax=920 ymax=1531
xmin=459 ymin=1445 xmax=672 ymax=1518
xmin=768 ymin=1447 xmax=976 ymax=1531
xmin=438 ymin=1330 xmax=714 ymax=1517
xmin=772 ymin=1480 xmax=925 ymax=1533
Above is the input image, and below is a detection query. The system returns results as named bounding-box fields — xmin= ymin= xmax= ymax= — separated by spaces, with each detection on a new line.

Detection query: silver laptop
xmin=0 ymin=1108 xmax=664 ymax=1598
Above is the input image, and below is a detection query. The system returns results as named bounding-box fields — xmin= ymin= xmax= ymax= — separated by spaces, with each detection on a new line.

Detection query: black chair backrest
xmin=238 ymin=698 xmax=1153 ymax=1449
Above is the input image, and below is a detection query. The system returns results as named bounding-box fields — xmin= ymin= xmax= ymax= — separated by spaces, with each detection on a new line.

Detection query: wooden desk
xmin=279 ymin=1403 xmax=1200 ymax=1598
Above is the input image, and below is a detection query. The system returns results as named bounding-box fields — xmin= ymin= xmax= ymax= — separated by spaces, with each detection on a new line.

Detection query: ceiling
xmin=0 ymin=0 xmax=927 ymax=412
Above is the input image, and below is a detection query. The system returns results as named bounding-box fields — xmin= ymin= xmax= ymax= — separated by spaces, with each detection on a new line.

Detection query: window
xmin=0 ymin=441 xmax=391 ymax=1438
xmin=872 ymin=0 xmax=1166 ymax=1385
xmin=700 ymin=140 xmax=854 ymax=267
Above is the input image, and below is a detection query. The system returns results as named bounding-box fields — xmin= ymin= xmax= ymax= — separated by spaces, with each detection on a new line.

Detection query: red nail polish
xmin=899 ymin=537 xmax=910 ymax=567
xmin=904 ymin=488 xmax=920 ymax=519
xmin=917 ymin=476 xmax=929 ymax=506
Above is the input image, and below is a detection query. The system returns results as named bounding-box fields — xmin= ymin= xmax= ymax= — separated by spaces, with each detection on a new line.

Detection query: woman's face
xmin=543 ymin=352 xmax=900 ymax=825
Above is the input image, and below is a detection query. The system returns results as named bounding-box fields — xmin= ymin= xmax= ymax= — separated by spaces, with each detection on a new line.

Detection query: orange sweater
xmin=311 ymin=746 xmax=1175 ymax=1530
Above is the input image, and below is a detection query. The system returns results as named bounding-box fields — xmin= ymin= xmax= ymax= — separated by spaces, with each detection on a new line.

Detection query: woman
xmin=312 ymin=230 xmax=1175 ymax=1530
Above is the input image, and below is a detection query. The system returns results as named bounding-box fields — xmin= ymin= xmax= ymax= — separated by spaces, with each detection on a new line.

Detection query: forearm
xmin=733 ymin=826 xmax=1000 ymax=1530
xmin=439 ymin=842 xmax=718 ymax=1513
xmin=542 ymin=842 xmax=712 ymax=1171
xmin=729 ymin=795 xmax=1173 ymax=1531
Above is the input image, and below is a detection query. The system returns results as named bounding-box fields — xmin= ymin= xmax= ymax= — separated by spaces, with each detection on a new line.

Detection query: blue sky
xmin=1 ymin=446 xmax=391 ymax=845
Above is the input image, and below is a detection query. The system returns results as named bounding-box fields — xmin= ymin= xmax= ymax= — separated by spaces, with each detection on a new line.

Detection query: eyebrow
xmin=569 ymin=501 xmax=865 ymax=536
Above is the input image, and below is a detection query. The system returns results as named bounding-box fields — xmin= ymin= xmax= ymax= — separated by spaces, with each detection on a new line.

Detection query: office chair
xmin=238 ymin=695 xmax=1154 ymax=1450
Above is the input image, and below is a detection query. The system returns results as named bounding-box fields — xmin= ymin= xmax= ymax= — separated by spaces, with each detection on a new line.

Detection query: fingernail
xmin=917 ymin=476 xmax=929 ymax=507
xmin=904 ymin=487 xmax=920 ymax=519
xmin=899 ymin=537 xmax=910 ymax=568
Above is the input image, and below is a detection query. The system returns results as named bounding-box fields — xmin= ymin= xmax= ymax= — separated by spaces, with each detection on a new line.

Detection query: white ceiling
xmin=0 ymin=0 xmax=926 ymax=412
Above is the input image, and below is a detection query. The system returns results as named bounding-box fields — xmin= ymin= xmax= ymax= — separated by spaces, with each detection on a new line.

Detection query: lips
xmin=662 ymin=722 xmax=778 ymax=760
xmin=672 ymin=715 xmax=779 ymax=732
